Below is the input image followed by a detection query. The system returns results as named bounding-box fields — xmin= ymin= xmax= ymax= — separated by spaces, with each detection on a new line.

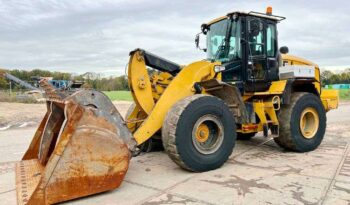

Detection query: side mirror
xmin=195 ymin=34 xmax=200 ymax=49
xmin=195 ymin=32 xmax=207 ymax=52
xmin=280 ymin=46 xmax=289 ymax=54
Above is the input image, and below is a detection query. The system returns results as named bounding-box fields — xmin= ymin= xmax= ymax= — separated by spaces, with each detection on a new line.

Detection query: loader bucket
xmin=16 ymin=90 xmax=135 ymax=205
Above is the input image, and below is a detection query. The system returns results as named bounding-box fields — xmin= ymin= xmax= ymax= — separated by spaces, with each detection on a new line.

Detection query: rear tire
xmin=162 ymin=95 xmax=236 ymax=172
xmin=274 ymin=92 xmax=326 ymax=152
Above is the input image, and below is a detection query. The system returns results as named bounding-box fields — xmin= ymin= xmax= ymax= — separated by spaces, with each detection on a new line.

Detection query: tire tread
xmin=162 ymin=95 xmax=207 ymax=171
xmin=274 ymin=92 xmax=326 ymax=152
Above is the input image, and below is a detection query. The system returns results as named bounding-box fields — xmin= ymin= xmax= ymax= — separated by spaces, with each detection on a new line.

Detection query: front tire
xmin=274 ymin=92 xmax=326 ymax=152
xmin=162 ymin=95 xmax=236 ymax=172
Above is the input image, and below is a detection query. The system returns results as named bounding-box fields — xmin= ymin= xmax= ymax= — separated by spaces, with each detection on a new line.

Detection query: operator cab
xmin=196 ymin=8 xmax=286 ymax=92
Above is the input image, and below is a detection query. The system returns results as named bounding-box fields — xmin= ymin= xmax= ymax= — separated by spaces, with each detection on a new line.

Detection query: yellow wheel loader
xmin=15 ymin=8 xmax=338 ymax=204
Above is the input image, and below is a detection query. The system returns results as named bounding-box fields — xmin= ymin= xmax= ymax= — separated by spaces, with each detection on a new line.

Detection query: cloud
xmin=0 ymin=0 xmax=349 ymax=75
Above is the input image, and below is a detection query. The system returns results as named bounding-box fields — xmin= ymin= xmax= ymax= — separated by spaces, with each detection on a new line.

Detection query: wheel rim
xmin=300 ymin=107 xmax=319 ymax=139
xmin=195 ymin=124 xmax=210 ymax=143
xmin=192 ymin=115 xmax=224 ymax=155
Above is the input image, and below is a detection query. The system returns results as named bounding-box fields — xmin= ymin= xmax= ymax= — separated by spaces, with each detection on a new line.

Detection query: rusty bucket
xmin=16 ymin=89 xmax=135 ymax=205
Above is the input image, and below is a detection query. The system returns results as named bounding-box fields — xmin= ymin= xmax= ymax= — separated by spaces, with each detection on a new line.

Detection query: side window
xmin=267 ymin=24 xmax=276 ymax=57
xmin=253 ymin=31 xmax=264 ymax=55
xmin=248 ymin=20 xmax=264 ymax=56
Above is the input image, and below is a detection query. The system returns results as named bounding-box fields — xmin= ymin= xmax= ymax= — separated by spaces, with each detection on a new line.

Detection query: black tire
xmin=162 ymin=94 xmax=236 ymax=172
xmin=237 ymin=132 xmax=257 ymax=140
xmin=274 ymin=92 xmax=326 ymax=152
xmin=125 ymin=103 xmax=163 ymax=152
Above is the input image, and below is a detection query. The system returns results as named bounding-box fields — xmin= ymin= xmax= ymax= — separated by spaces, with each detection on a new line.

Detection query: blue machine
xmin=48 ymin=80 xmax=71 ymax=89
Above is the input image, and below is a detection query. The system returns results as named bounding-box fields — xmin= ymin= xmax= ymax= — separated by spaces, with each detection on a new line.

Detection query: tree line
xmin=1 ymin=68 xmax=350 ymax=92
xmin=321 ymin=69 xmax=350 ymax=85
xmin=0 ymin=69 xmax=129 ymax=91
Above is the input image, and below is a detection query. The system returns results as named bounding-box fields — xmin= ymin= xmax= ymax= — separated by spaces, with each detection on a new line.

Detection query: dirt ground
xmin=0 ymin=102 xmax=46 ymax=128
xmin=0 ymin=101 xmax=350 ymax=205
xmin=0 ymin=101 xmax=132 ymax=129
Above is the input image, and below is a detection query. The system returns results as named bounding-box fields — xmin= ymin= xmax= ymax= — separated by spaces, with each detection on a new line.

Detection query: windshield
xmin=206 ymin=18 xmax=241 ymax=62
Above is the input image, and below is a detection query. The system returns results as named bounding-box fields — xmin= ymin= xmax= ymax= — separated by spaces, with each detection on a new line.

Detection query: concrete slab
xmin=132 ymin=152 xmax=179 ymax=169
xmin=0 ymin=190 xmax=17 ymax=205
xmin=307 ymin=143 xmax=347 ymax=156
xmin=125 ymin=158 xmax=195 ymax=190
xmin=323 ymin=197 xmax=350 ymax=205
xmin=142 ymin=193 xmax=205 ymax=205
xmin=0 ymin=161 xmax=15 ymax=175
xmin=0 ymin=102 xmax=349 ymax=205
xmin=336 ymin=155 xmax=350 ymax=183
xmin=230 ymin=144 xmax=343 ymax=179
xmin=169 ymin=163 xmax=330 ymax=205
xmin=0 ymin=128 xmax=35 ymax=147
xmin=0 ymin=144 xmax=27 ymax=163
xmin=0 ymin=128 xmax=34 ymax=162
xmin=230 ymin=138 xmax=269 ymax=158
xmin=60 ymin=181 xmax=159 ymax=205
xmin=324 ymin=181 xmax=350 ymax=205
xmin=0 ymin=171 xmax=15 ymax=193
xmin=325 ymin=127 xmax=350 ymax=139
xmin=262 ymin=138 xmax=348 ymax=156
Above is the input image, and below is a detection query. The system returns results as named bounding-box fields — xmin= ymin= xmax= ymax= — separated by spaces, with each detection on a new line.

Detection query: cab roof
xmin=206 ymin=11 xmax=286 ymax=26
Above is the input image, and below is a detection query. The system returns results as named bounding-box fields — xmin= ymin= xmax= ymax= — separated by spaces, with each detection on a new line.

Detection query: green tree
xmin=0 ymin=77 xmax=7 ymax=89
xmin=321 ymin=70 xmax=333 ymax=85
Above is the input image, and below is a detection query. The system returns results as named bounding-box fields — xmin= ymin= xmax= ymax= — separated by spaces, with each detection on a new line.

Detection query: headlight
xmin=214 ymin=65 xmax=225 ymax=73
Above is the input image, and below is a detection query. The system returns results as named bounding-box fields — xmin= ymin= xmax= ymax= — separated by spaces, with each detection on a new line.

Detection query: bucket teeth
xmin=16 ymin=160 xmax=44 ymax=205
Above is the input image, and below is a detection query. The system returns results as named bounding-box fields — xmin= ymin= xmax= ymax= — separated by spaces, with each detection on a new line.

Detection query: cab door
xmin=244 ymin=17 xmax=278 ymax=92
xmin=266 ymin=22 xmax=279 ymax=81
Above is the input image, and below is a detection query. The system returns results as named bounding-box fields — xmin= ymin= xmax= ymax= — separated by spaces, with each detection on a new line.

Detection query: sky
xmin=0 ymin=0 xmax=349 ymax=76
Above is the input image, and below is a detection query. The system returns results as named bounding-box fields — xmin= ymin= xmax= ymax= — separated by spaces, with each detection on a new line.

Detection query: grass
xmin=103 ymin=89 xmax=350 ymax=102
xmin=2 ymin=88 xmax=347 ymax=103
xmin=103 ymin=90 xmax=133 ymax=101
xmin=0 ymin=91 xmax=40 ymax=103
xmin=339 ymin=89 xmax=350 ymax=101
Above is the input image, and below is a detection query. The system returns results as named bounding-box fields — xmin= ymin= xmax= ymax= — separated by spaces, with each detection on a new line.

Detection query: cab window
xmin=267 ymin=24 xmax=276 ymax=57
xmin=248 ymin=21 xmax=264 ymax=56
